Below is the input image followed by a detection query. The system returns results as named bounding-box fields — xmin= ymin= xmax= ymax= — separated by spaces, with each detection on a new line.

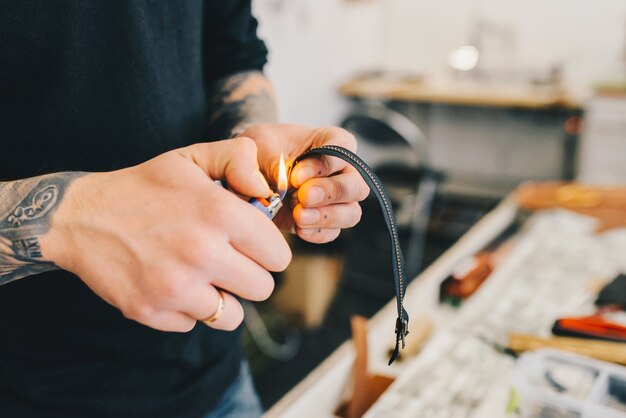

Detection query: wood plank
xmin=339 ymin=77 xmax=584 ymax=110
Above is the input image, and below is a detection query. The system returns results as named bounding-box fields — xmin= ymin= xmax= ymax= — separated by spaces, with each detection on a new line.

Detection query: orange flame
xmin=277 ymin=154 xmax=288 ymax=198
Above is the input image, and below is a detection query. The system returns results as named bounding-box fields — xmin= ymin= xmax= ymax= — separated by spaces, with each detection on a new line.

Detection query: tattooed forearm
xmin=207 ymin=70 xmax=277 ymax=138
xmin=0 ymin=172 xmax=85 ymax=285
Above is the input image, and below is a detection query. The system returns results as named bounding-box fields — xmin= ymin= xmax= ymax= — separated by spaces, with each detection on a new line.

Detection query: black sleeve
xmin=203 ymin=0 xmax=268 ymax=82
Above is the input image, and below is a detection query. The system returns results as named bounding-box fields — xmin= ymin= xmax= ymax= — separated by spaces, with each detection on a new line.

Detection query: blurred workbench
xmin=265 ymin=195 xmax=519 ymax=417
xmin=339 ymin=76 xmax=584 ymax=110
xmin=338 ymin=75 xmax=587 ymax=198
xmin=266 ymin=185 xmax=626 ymax=417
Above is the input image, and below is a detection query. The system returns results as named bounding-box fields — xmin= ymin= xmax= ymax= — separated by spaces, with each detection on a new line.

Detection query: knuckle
xmin=331 ymin=179 xmax=345 ymax=201
xmin=202 ymin=247 xmax=219 ymax=273
xmin=232 ymin=137 xmax=259 ymax=164
xmin=210 ymin=202 xmax=235 ymax=229
xmin=343 ymin=132 xmax=358 ymax=151
xmin=182 ymin=233 xmax=212 ymax=265
xmin=322 ymin=208 xmax=336 ymax=227
xmin=124 ymin=302 xmax=154 ymax=323
xmin=328 ymin=126 xmax=357 ymax=151
xmin=160 ymin=276 xmax=185 ymax=300
xmin=321 ymin=155 xmax=333 ymax=178
xmin=233 ymin=135 xmax=257 ymax=152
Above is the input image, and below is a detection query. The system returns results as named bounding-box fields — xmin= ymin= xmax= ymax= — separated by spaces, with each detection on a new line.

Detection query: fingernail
xmin=306 ymin=187 xmax=324 ymax=205
xmin=255 ymin=171 xmax=271 ymax=196
xmin=300 ymin=228 xmax=314 ymax=235
xmin=300 ymin=209 xmax=320 ymax=226
xmin=294 ymin=166 xmax=314 ymax=186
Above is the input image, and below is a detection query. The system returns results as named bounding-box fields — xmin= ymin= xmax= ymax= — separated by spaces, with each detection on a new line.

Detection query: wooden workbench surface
xmin=339 ymin=76 xmax=585 ymax=110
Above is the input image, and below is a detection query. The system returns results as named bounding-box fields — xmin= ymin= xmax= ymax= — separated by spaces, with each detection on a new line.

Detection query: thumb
xmin=178 ymin=137 xmax=272 ymax=198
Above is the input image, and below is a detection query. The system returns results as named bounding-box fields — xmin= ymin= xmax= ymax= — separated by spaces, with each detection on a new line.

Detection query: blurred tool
xmin=517 ymin=182 xmax=626 ymax=232
xmin=596 ymin=274 xmax=626 ymax=309
xmin=552 ymin=306 xmax=626 ymax=343
xmin=439 ymin=252 xmax=493 ymax=305
xmin=439 ymin=222 xmax=517 ymax=305
xmin=508 ymin=333 xmax=626 ymax=366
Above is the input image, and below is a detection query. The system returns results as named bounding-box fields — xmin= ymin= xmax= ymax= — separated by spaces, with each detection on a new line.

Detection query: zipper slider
xmin=389 ymin=317 xmax=409 ymax=365
xmin=398 ymin=316 xmax=409 ymax=348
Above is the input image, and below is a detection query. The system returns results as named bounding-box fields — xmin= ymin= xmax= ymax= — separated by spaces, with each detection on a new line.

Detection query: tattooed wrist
xmin=0 ymin=172 xmax=86 ymax=284
xmin=208 ymin=70 xmax=277 ymax=138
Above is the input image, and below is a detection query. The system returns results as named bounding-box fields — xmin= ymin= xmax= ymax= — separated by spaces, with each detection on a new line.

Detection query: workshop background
xmin=243 ymin=0 xmax=626 ymax=414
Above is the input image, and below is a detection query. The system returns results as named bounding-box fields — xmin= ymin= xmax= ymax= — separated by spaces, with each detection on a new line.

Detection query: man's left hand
xmin=237 ymin=124 xmax=370 ymax=243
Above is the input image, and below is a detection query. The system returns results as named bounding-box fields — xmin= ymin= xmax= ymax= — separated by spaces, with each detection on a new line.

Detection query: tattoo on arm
xmin=208 ymin=70 xmax=277 ymax=138
xmin=0 ymin=172 xmax=85 ymax=285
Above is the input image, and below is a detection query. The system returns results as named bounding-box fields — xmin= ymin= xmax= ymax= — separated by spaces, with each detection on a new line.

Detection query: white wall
xmin=253 ymin=0 xmax=385 ymax=126
xmin=384 ymin=0 xmax=626 ymax=83
xmin=253 ymin=0 xmax=626 ymax=126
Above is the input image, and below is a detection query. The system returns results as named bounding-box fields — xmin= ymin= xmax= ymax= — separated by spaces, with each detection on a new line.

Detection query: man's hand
xmin=238 ymin=124 xmax=370 ymax=243
xmin=40 ymin=137 xmax=291 ymax=332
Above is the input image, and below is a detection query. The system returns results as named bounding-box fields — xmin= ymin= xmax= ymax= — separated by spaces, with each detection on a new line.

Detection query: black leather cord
xmin=294 ymin=145 xmax=409 ymax=365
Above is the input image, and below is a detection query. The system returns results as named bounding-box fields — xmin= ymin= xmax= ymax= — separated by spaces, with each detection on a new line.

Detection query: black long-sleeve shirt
xmin=0 ymin=1 xmax=267 ymax=416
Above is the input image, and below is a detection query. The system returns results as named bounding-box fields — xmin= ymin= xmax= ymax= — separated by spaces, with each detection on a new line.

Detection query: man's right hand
xmin=40 ymin=137 xmax=291 ymax=332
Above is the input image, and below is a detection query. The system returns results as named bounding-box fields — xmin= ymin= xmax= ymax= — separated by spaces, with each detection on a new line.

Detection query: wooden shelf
xmin=339 ymin=76 xmax=584 ymax=110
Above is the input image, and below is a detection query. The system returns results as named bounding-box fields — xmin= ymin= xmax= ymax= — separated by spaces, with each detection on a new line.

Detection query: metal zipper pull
xmin=294 ymin=145 xmax=410 ymax=365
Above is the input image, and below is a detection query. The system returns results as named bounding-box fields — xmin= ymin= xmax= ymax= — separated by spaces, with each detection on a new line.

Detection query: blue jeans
xmin=203 ymin=361 xmax=263 ymax=418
